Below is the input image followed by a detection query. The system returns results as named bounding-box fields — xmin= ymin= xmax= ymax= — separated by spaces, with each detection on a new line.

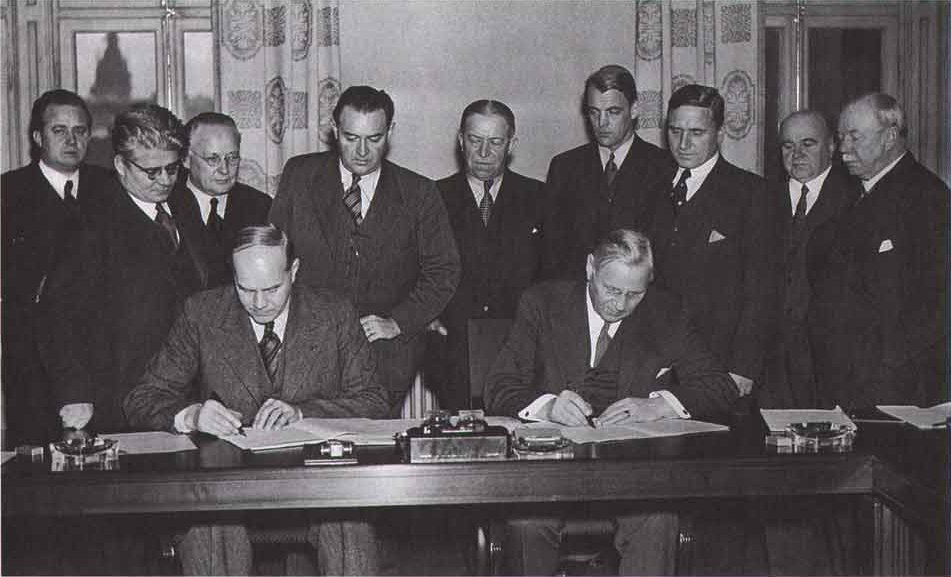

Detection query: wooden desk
xmin=3 ymin=421 xmax=947 ymax=575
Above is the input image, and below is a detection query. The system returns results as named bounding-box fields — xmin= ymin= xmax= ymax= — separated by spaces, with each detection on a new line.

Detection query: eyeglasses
xmin=124 ymin=156 xmax=182 ymax=181
xmin=194 ymin=152 xmax=241 ymax=170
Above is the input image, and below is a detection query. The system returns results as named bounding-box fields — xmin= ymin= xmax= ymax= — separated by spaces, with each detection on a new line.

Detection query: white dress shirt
xmin=598 ymin=132 xmax=636 ymax=170
xmin=339 ymin=161 xmax=382 ymax=219
xmin=466 ymin=173 xmax=503 ymax=206
xmin=38 ymin=160 xmax=80 ymax=201
xmin=672 ymin=153 xmax=719 ymax=202
xmin=187 ymin=179 xmax=229 ymax=224
xmin=861 ymin=152 xmax=906 ymax=192
xmin=788 ymin=165 xmax=832 ymax=216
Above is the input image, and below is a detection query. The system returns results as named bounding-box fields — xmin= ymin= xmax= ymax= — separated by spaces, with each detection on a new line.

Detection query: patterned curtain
xmin=216 ymin=0 xmax=341 ymax=196
xmin=634 ymin=0 xmax=761 ymax=174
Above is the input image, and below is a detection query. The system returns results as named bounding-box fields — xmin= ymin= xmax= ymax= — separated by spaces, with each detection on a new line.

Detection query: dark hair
xmin=585 ymin=65 xmax=638 ymax=106
xmin=668 ymin=84 xmax=725 ymax=129
xmin=28 ymin=89 xmax=93 ymax=161
xmin=332 ymin=86 xmax=395 ymax=126
xmin=459 ymin=99 xmax=516 ymax=137
xmin=591 ymin=229 xmax=653 ymax=271
xmin=112 ymin=104 xmax=187 ymax=159
xmin=185 ymin=112 xmax=241 ymax=146
xmin=232 ymin=225 xmax=296 ymax=271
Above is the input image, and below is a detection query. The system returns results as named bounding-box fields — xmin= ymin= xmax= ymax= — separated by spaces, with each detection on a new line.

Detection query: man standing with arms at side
xmin=810 ymin=93 xmax=948 ymax=409
xmin=543 ymin=64 xmax=673 ymax=279
xmin=270 ymin=86 xmax=460 ymax=415
xmin=429 ymin=99 xmax=545 ymax=410
xmin=169 ymin=112 xmax=271 ymax=287
xmin=759 ymin=110 xmax=860 ymax=409
xmin=125 ymin=225 xmax=389 ymax=576
xmin=37 ymin=104 xmax=205 ymax=434
xmin=485 ymin=229 xmax=737 ymax=576
xmin=650 ymin=84 xmax=773 ymax=401
xmin=1 ymin=89 xmax=112 ymax=446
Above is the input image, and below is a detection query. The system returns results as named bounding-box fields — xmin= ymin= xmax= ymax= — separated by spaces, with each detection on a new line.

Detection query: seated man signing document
xmin=484 ymin=228 xmax=737 ymax=575
xmin=124 ymin=225 xmax=388 ymax=575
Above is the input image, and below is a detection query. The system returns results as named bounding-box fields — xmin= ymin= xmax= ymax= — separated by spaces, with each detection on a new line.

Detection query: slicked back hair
xmin=585 ymin=65 xmax=638 ymax=106
xmin=112 ymin=104 xmax=187 ymax=160
xmin=232 ymin=225 xmax=296 ymax=271
xmin=332 ymin=86 xmax=395 ymax=126
xmin=668 ymin=84 xmax=725 ymax=129
xmin=591 ymin=229 xmax=653 ymax=272
xmin=459 ymin=99 xmax=516 ymax=138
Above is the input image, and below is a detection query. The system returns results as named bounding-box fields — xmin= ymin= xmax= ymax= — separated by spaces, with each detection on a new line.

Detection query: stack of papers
xmin=518 ymin=419 xmax=728 ymax=444
xmin=760 ymin=406 xmax=857 ymax=434
xmin=876 ymin=402 xmax=951 ymax=429
xmin=101 ymin=431 xmax=197 ymax=454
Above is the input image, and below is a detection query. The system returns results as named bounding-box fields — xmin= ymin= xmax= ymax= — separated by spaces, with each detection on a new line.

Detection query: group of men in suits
xmin=2 ymin=58 xmax=947 ymax=575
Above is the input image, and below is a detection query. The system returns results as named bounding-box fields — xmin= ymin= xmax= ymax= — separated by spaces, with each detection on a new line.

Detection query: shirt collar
xmin=187 ymin=178 xmax=229 ymax=224
xmin=585 ymin=284 xmax=623 ymax=336
xmin=598 ymin=132 xmax=636 ymax=169
xmin=339 ymin=160 xmax=382 ymax=217
xmin=38 ymin=160 xmax=80 ymax=200
xmin=126 ymin=191 xmax=164 ymax=220
xmin=674 ymin=153 xmax=719 ymax=202
xmin=249 ymin=297 xmax=290 ymax=342
xmin=466 ymin=172 xmax=504 ymax=203
xmin=788 ymin=165 xmax=832 ymax=214
xmin=862 ymin=152 xmax=906 ymax=192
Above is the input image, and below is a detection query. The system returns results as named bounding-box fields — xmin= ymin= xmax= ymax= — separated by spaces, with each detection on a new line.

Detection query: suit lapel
xmin=308 ymin=154 xmax=344 ymax=245
xmin=215 ymin=291 xmax=268 ymax=406
xmin=615 ymin=294 xmax=660 ymax=397
xmin=551 ymin=283 xmax=593 ymax=387
xmin=361 ymin=161 xmax=405 ymax=239
xmin=280 ymin=289 xmax=324 ymax=400
xmin=680 ymin=158 xmax=725 ymax=251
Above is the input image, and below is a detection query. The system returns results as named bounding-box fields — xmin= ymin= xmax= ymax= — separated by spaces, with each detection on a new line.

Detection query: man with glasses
xmin=1 ymin=89 xmax=112 ymax=446
xmin=809 ymin=93 xmax=948 ymax=408
xmin=38 ymin=103 xmax=205 ymax=434
xmin=169 ymin=113 xmax=271 ymax=287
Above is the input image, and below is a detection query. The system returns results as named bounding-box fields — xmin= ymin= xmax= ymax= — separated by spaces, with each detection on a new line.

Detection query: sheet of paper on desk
xmin=876 ymin=402 xmax=951 ymax=429
xmin=295 ymin=418 xmax=421 ymax=445
xmin=759 ymin=406 xmax=856 ymax=434
xmin=101 ymin=431 xmax=197 ymax=454
xmin=521 ymin=419 xmax=728 ymax=444
xmin=1 ymin=451 xmax=15 ymax=465
xmin=221 ymin=426 xmax=323 ymax=451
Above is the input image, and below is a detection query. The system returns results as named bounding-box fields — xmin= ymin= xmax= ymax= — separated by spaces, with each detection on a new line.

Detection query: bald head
xmin=779 ymin=110 xmax=834 ymax=183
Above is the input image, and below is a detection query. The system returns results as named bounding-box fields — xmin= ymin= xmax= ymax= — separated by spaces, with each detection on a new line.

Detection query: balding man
xmin=759 ymin=111 xmax=860 ymax=409
xmin=810 ymin=93 xmax=948 ymax=409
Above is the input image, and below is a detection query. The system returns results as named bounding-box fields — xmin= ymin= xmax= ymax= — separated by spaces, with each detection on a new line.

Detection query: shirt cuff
xmin=649 ymin=390 xmax=691 ymax=419
xmin=518 ymin=394 xmax=557 ymax=421
xmin=174 ymin=403 xmax=203 ymax=433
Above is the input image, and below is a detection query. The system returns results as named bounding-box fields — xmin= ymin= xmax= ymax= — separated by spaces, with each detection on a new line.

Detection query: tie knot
xmin=350 ymin=173 xmax=361 ymax=187
xmin=64 ymin=180 xmax=74 ymax=196
xmin=483 ymin=179 xmax=494 ymax=194
xmin=210 ymin=197 xmax=219 ymax=210
xmin=264 ymin=321 xmax=275 ymax=335
xmin=678 ymin=169 xmax=692 ymax=184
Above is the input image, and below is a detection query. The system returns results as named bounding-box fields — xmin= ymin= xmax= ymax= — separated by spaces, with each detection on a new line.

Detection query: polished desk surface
xmin=2 ymin=417 xmax=947 ymax=529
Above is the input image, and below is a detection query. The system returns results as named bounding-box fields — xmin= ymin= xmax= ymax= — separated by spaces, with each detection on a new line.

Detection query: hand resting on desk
xmin=599 ymin=396 xmax=677 ymax=425
xmin=186 ymin=399 xmax=243 ymax=437
xmin=252 ymin=398 xmax=302 ymax=430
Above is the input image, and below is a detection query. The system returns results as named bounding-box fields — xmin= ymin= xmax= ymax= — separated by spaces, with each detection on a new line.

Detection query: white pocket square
xmin=708 ymin=230 xmax=726 ymax=243
xmin=655 ymin=367 xmax=671 ymax=379
xmin=878 ymin=239 xmax=894 ymax=253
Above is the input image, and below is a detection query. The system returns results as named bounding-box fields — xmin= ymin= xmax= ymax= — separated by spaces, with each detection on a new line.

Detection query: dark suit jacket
xmin=542 ymin=138 xmax=674 ymax=280
xmin=1 ymin=162 xmax=113 ymax=444
xmin=759 ymin=166 xmax=860 ymax=408
xmin=431 ymin=170 xmax=545 ymax=408
xmin=808 ymin=153 xmax=948 ymax=408
xmin=484 ymin=281 xmax=738 ymax=419
xmin=269 ymin=152 xmax=460 ymax=403
xmin=649 ymin=156 xmax=774 ymax=382
xmin=36 ymin=177 xmax=205 ymax=432
xmin=168 ymin=175 xmax=272 ymax=287
xmin=123 ymin=285 xmax=389 ymax=430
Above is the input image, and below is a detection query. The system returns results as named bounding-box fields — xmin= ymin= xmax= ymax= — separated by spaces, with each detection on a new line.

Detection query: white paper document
xmin=518 ymin=418 xmax=728 ymax=444
xmin=1 ymin=451 xmax=15 ymax=465
xmin=220 ymin=426 xmax=324 ymax=451
xmin=876 ymin=402 xmax=951 ymax=429
xmin=101 ymin=431 xmax=197 ymax=454
xmin=760 ymin=406 xmax=857 ymax=434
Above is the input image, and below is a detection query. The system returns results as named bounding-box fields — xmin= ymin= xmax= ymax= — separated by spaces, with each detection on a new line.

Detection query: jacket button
xmin=483 ymin=305 xmax=489 ymax=313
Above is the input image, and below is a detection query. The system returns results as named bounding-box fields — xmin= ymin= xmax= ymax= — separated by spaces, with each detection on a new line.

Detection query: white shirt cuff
xmin=173 ymin=403 xmax=203 ymax=433
xmin=650 ymin=390 xmax=690 ymax=419
xmin=518 ymin=394 xmax=557 ymax=421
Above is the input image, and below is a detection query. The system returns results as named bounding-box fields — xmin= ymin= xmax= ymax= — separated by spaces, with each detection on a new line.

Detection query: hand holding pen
xmin=197 ymin=391 xmax=246 ymax=437
xmin=547 ymin=389 xmax=597 ymax=427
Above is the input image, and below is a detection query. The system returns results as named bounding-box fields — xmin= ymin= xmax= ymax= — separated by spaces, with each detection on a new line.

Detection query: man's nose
xmin=678 ymin=133 xmax=692 ymax=150
xmin=357 ymin=139 xmax=369 ymax=157
xmin=598 ymin=113 xmax=609 ymax=129
xmin=156 ymin=169 xmax=176 ymax=186
xmin=64 ymin=130 xmax=77 ymax=145
xmin=253 ymin=292 xmax=265 ymax=309
xmin=478 ymin=140 xmax=490 ymax=157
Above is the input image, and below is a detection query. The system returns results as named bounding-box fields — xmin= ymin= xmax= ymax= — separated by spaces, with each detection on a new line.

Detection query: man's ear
xmin=330 ymin=119 xmax=338 ymax=141
xmin=457 ymin=131 xmax=465 ymax=151
xmin=289 ymin=258 xmax=301 ymax=283
xmin=508 ymin=135 xmax=520 ymax=156
xmin=31 ymin=130 xmax=43 ymax=151
xmin=585 ymin=254 xmax=596 ymax=280
xmin=716 ymin=125 xmax=726 ymax=148
xmin=113 ymin=154 xmax=126 ymax=176
xmin=628 ymin=99 xmax=640 ymax=122
xmin=882 ymin=125 xmax=899 ymax=152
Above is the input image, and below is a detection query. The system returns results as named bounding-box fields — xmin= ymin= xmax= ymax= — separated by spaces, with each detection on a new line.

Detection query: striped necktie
xmin=343 ymin=173 xmax=363 ymax=225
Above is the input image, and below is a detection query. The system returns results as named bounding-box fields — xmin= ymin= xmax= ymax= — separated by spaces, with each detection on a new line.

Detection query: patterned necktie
xmin=154 ymin=202 xmax=180 ymax=250
xmin=479 ymin=179 xmax=494 ymax=226
xmin=63 ymin=180 xmax=78 ymax=208
xmin=793 ymin=183 xmax=809 ymax=223
xmin=343 ymin=173 xmax=363 ymax=225
xmin=604 ymin=152 xmax=618 ymax=188
xmin=671 ymin=169 xmax=691 ymax=214
xmin=207 ymin=197 xmax=224 ymax=235
xmin=593 ymin=321 xmax=613 ymax=367
xmin=259 ymin=321 xmax=282 ymax=384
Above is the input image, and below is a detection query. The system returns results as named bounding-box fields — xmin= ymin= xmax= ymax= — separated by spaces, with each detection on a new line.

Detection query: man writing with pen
xmin=484 ymin=228 xmax=737 ymax=575
xmin=124 ymin=224 xmax=389 ymax=575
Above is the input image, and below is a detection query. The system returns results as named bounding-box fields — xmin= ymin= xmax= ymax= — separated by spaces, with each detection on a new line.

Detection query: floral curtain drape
xmin=634 ymin=0 xmax=761 ymax=173
xmin=216 ymin=0 xmax=341 ymax=196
